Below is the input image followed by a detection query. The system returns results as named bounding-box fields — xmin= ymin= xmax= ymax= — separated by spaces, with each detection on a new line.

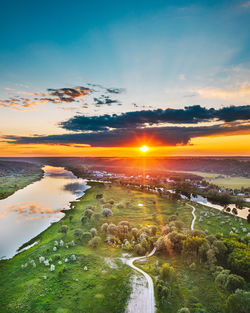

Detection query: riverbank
xmin=0 ymin=183 xmax=132 ymax=313
xmin=0 ymin=160 xmax=44 ymax=200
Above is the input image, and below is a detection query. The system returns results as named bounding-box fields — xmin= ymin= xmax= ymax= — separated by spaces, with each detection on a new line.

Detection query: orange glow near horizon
xmin=0 ymin=133 xmax=250 ymax=157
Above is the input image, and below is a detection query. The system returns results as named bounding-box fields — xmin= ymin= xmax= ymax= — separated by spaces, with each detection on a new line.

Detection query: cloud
xmin=3 ymin=123 xmax=250 ymax=147
xmin=0 ymin=84 xmax=124 ymax=110
xmin=60 ymin=105 xmax=250 ymax=132
xmin=195 ymin=83 xmax=250 ymax=102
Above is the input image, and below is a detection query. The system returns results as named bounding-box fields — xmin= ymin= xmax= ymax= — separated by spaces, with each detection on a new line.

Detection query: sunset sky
xmin=1 ymin=0 xmax=250 ymax=156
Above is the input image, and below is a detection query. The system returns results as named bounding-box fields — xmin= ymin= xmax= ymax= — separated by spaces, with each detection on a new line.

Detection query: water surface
xmin=0 ymin=165 xmax=89 ymax=259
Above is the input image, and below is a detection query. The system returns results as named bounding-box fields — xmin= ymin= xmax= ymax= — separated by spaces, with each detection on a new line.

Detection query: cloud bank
xmin=2 ymin=105 xmax=250 ymax=147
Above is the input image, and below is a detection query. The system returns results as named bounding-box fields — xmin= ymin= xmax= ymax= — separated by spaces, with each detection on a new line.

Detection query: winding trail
xmin=187 ymin=203 xmax=196 ymax=230
xmin=123 ymin=247 xmax=156 ymax=313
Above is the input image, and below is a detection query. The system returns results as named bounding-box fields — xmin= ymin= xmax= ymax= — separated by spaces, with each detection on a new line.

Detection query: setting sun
xmin=140 ymin=145 xmax=149 ymax=153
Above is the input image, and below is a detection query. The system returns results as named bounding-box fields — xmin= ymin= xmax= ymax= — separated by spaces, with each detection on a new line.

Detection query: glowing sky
xmin=0 ymin=0 xmax=250 ymax=156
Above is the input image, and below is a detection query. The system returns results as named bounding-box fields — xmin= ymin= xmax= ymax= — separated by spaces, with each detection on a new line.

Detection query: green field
xmin=0 ymin=182 xmax=249 ymax=313
xmin=171 ymin=170 xmax=250 ymax=189
xmin=0 ymin=161 xmax=43 ymax=200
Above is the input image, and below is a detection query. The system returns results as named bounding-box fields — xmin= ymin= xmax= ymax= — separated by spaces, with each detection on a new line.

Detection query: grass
xmin=192 ymin=202 xmax=250 ymax=237
xmin=137 ymin=254 xmax=225 ymax=313
xmin=0 ymin=182 xmax=249 ymax=313
xmin=0 ymin=163 xmax=43 ymax=200
xmin=170 ymin=170 xmax=250 ymax=189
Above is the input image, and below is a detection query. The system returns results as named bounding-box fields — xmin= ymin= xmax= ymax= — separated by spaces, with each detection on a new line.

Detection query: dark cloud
xmin=1 ymin=84 xmax=124 ymax=109
xmin=47 ymin=86 xmax=91 ymax=101
xmin=3 ymin=123 xmax=250 ymax=147
xmin=60 ymin=105 xmax=250 ymax=132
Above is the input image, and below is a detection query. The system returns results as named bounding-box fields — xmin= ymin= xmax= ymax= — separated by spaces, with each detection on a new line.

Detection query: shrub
xmin=82 ymin=232 xmax=92 ymax=242
xmin=226 ymin=289 xmax=250 ymax=313
xmin=90 ymin=228 xmax=98 ymax=237
xmin=59 ymin=225 xmax=68 ymax=234
xmin=101 ymin=223 xmax=109 ymax=233
xmin=107 ymin=223 xmax=117 ymax=235
xmin=134 ymin=243 xmax=146 ymax=256
xmin=85 ymin=208 xmax=94 ymax=218
xmin=102 ymin=208 xmax=113 ymax=217
xmin=160 ymin=263 xmax=175 ymax=282
xmin=74 ymin=229 xmax=83 ymax=240
xmin=89 ymin=236 xmax=101 ymax=248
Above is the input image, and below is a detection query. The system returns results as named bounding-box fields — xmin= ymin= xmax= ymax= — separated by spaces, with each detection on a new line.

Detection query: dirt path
xmin=187 ymin=203 xmax=196 ymax=230
xmin=123 ymin=247 xmax=156 ymax=313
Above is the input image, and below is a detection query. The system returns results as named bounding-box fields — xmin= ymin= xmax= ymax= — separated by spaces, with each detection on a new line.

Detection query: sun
xmin=140 ymin=145 xmax=149 ymax=153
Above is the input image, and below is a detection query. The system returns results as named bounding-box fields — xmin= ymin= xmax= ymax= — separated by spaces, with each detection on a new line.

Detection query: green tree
xmin=160 ymin=263 xmax=175 ymax=282
xmin=225 ymin=274 xmax=245 ymax=293
xmin=59 ymin=224 xmax=68 ymax=234
xmin=226 ymin=289 xmax=250 ymax=313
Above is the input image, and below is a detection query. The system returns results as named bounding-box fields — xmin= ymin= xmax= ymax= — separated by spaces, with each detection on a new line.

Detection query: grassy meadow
xmin=171 ymin=170 xmax=250 ymax=189
xmin=0 ymin=182 xmax=249 ymax=313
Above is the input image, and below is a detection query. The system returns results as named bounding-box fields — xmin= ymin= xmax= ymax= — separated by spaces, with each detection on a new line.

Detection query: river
xmin=0 ymin=165 xmax=90 ymax=259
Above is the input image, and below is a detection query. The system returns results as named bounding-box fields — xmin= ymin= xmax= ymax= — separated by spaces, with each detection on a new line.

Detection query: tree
xmin=107 ymin=223 xmax=117 ymax=235
xmin=81 ymin=215 xmax=87 ymax=225
xmin=89 ymin=236 xmax=101 ymax=248
xmin=102 ymin=208 xmax=113 ymax=217
xmin=59 ymin=225 xmax=68 ymax=234
xmin=82 ymin=232 xmax=92 ymax=242
xmin=74 ymin=228 xmax=83 ymax=241
xmin=226 ymin=289 xmax=250 ymax=313
xmin=235 ymin=197 xmax=244 ymax=210
xmin=101 ymin=223 xmax=109 ymax=233
xmin=156 ymin=279 xmax=170 ymax=304
xmin=90 ymin=228 xmax=97 ymax=238
xmin=160 ymin=263 xmax=175 ymax=282
xmin=225 ymin=274 xmax=245 ymax=293
xmin=135 ymin=243 xmax=146 ymax=256
xmin=85 ymin=208 xmax=94 ymax=219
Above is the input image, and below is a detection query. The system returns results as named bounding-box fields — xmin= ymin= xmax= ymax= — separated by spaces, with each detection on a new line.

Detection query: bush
xmin=90 ymin=228 xmax=98 ymax=237
xmin=225 ymin=274 xmax=245 ymax=293
xmin=89 ymin=236 xmax=101 ymax=248
xmin=101 ymin=223 xmax=109 ymax=233
xmin=160 ymin=263 xmax=175 ymax=282
xmin=107 ymin=223 xmax=117 ymax=235
xmin=74 ymin=229 xmax=83 ymax=240
xmin=134 ymin=243 xmax=146 ymax=256
xmin=85 ymin=208 xmax=94 ymax=218
xmin=102 ymin=208 xmax=113 ymax=217
xmin=156 ymin=279 xmax=170 ymax=304
xmin=226 ymin=289 xmax=250 ymax=313
xmin=59 ymin=225 xmax=68 ymax=234
xmin=82 ymin=232 xmax=92 ymax=242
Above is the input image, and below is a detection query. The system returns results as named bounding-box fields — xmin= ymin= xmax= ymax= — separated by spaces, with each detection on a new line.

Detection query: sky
xmin=0 ymin=0 xmax=250 ymax=156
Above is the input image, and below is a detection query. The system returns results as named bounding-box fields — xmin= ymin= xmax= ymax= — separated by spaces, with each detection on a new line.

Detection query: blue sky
xmin=1 ymin=0 xmax=249 ymax=97
xmin=0 ymin=0 xmax=250 ymax=155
